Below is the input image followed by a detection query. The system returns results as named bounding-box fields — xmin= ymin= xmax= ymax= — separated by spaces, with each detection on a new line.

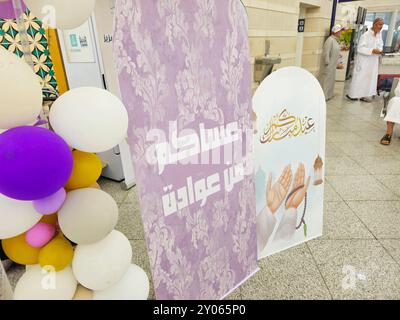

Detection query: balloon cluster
xmin=0 ymin=1 xmax=150 ymax=300
xmin=0 ymin=0 xmax=95 ymax=30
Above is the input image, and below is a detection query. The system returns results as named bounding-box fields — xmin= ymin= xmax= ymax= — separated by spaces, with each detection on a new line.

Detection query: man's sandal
xmin=346 ymin=95 xmax=358 ymax=101
xmin=380 ymin=134 xmax=392 ymax=145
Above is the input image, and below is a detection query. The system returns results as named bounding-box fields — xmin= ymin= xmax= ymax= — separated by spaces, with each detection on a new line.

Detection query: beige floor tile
xmin=326 ymin=131 xmax=363 ymax=143
xmin=324 ymin=180 xmax=342 ymax=202
xmin=123 ymin=186 xmax=140 ymax=205
xmin=380 ymin=140 xmax=400 ymax=156
xmin=116 ymin=202 xmax=145 ymax=240
xmin=327 ymin=175 xmax=398 ymax=201
xmin=346 ymin=201 xmax=400 ymax=239
xmin=308 ymin=239 xmax=400 ymax=300
xmin=241 ymin=244 xmax=331 ymax=300
xmin=374 ymin=175 xmax=400 ymax=197
xmin=326 ymin=120 xmax=347 ymax=132
xmin=321 ymin=202 xmax=373 ymax=240
xmin=326 ymin=143 xmax=345 ymax=158
xmin=337 ymin=120 xmax=382 ymax=132
xmin=325 ymin=157 xmax=369 ymax=176
xmin=333 ymin=141 xmax=393 ymax=157
xmin=356 ymin=156 xmax=400 ymax=175
xmin=356 ymin=129 xmax=388 ymax=143
xmin=223 ymin=287 xmax=242 ymax=300
xmin=379 ymin=240 xmax=400 ymax=265
xmin=98 ymin=178 xmax=129 ymax=204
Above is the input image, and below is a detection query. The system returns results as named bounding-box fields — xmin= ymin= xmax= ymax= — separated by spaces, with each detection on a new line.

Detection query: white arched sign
xmin=253 ymin=67 xmax=326 ymax=259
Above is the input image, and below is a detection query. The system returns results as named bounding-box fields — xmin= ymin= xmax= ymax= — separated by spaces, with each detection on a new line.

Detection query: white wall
xmin=93 ymin=0 xmax=121 ymax=97
xmin=57 ymin=18 xmax=104 ymax=89
xmin=244 ymin=0 xmax=333 ymax=91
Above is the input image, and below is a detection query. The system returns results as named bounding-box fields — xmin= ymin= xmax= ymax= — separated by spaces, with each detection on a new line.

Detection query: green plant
xmin=340 ymin=29 xmax=353 ymax=48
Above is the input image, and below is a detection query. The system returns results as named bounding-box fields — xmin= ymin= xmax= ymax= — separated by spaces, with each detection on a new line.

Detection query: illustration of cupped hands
xmin=266 ymin=163 xmax=311 ymax=213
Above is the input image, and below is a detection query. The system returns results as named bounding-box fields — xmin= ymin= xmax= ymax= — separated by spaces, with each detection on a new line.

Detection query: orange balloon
xmin=2 ymin=234 xmax=40 ymax=265
xmin=65 ymin=151 xmax=102 ymax=190
xmin=40 ymin=213 xmax=58 ymax=226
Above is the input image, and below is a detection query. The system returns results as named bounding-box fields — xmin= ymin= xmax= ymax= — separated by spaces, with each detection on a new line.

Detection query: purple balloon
xmin=0 ymin=126 xmax=73 ymax=201
xmin=0 ymin=0 xmax=27 ymax=20
xmin=33 ymin=188 xmax=66 ymax=215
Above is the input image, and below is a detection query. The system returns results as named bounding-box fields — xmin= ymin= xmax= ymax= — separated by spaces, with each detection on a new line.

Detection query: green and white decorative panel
xmin=0 ymin=11 xmax=59 ymax=99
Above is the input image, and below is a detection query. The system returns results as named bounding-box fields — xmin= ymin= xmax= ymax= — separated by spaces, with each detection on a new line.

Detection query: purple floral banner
xmin=114 ymin=0 xmax=258 ymax=300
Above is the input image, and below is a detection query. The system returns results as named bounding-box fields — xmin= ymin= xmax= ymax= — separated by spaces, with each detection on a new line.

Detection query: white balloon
xmin=0 ymin=194 xmax=42 ymax=240
xmin=93 ymin=264 xmax=149 ymax=300
xmin=24 ymin=0 xmax=96 ymax=30
xmin=14 ymin=265 xmax=77 ymax=300
xmin=73 ymin=230 xmax=132 ymax=291
xmin=49 ymin=87 xmax=128 ymax=153
xmin=58 ymin=188 xmax=118 ymax=245
xmin=0 ymin=47 xmax=42 ymax=130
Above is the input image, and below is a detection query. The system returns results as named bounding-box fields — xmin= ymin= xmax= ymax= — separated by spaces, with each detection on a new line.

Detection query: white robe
xmin=348 ymin=30 xmax=383 ymax=99
xmin=256 ymin=206 xmax=298 ymax=256
xmin=384 ymin=82 xmax=400 ymax=124
xmin=318 ymin=36 xmax=341 ymax=101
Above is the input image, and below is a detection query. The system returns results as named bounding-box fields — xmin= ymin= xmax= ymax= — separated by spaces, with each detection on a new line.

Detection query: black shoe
xmin=380 ymin=134 xmax=392 ymax=146
xmin=360 ymin=97 xmax=372 ymax=103
xmin=346 ymin=94 xmax=358 ymax=101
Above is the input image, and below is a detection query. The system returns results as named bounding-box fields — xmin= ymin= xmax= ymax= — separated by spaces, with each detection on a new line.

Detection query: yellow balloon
xmin=40 ymin=213 xmax=58 ymax=226
xmin=2 ymin=234 xmax=40 ymax=265
xmin=38 ymin=235 xmax=74 ymax=272
xmin=89 ymin=182 xmax=101 ymax=190
xmin=65 ymin=151 xmax=102 ymax=190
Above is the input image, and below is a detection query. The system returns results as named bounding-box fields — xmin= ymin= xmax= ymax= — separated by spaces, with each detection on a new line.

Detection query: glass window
xmin=364 ymin=12 xmax=393 ymax=45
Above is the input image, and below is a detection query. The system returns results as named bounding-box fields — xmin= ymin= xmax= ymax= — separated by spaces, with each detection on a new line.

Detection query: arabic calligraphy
xmin=148 ymin=121 xmax=240 ymax=175
xmin=162 ymin=163 xmax=245 ymax=217
xmin=260 ymin=109 xmax=315 ymax=144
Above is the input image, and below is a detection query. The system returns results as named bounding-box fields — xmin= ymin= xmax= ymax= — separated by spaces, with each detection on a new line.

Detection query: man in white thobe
xmin=318 ymin=24 xmax=344 ymax=101
xmin=380 ymin=81 xmax=400 ymax=145
xmin=347 ymin=18 xmax=384 ymax=102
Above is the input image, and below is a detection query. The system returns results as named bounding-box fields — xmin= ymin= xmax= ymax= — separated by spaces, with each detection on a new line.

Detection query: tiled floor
xmin=3 ymin=82 xmax=400 ymax=300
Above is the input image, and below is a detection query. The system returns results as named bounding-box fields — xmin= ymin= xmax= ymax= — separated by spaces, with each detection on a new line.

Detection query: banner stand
xmin=114 ymin=0 xmax=259 ymax=300
xmin=253 ymin=66 xmax=326 ymax=260
xmin=220 ymin=267 xmax=260 ymax=300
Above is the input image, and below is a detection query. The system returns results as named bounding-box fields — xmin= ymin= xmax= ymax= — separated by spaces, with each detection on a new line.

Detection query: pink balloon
xmin=25 ymin=223 xmax=56 ymax=248
xmin=33 ymin=188 xmax=67 ymax=215
xmin=0 ymin=0 xmax=27 ymax=20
